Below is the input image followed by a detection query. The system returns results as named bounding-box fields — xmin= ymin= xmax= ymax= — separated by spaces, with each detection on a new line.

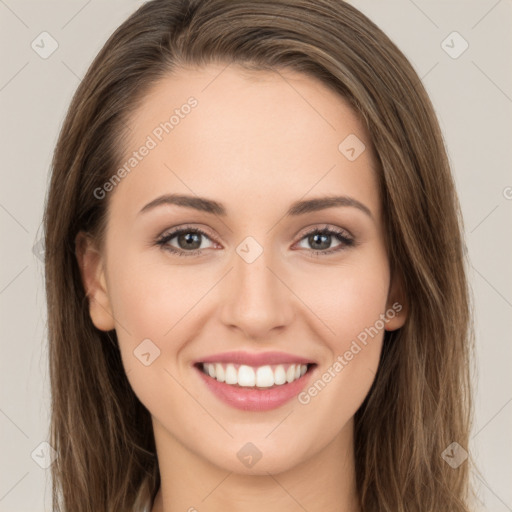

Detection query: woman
xmin=43 ymin=0 xmax=474 ymax=510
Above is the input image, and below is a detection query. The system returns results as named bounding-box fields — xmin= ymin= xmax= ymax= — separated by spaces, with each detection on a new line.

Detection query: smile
xmin=193 ymin=351 xmax=317 ymax=411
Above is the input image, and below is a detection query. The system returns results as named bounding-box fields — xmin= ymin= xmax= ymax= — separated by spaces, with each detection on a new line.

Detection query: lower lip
xmin=195 ymin=365 xmax=315 ymax=412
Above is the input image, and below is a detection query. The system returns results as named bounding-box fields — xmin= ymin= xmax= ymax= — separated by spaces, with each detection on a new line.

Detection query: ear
xmin=75 ymin=231 xmax=115 ymax=331
xmin=385 ymin=270 xmax=408 ymax=331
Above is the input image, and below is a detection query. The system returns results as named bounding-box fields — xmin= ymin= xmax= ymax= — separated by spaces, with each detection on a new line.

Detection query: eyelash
xmin=155 ymin=224 xmax=355 ymax=258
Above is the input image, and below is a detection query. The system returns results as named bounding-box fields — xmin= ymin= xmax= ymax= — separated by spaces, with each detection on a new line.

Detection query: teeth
xmin=215 ymin=363 xmax=225 ymax=383
xmin=256 ymin=365 xmax=274 ymax=387
xmin=286 ymin=365 xmax=295 ymax=383
xmin=201 ymin=362 xmax=309 ymax=388
xmin=274 ymin=365 xmax=287 ymax=385
xmin=238 ymin=365 xmax=255 ymax=387
xmin=225 ymin=363 xmax=237 ymax=385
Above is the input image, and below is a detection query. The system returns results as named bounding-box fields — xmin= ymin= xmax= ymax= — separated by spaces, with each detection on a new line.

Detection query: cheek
xmin=107 ymin=248 xmax=199 ymax=336
xmin=105 ymin=249 xmax=216 ymax=389
xmin=293 ymin=253 xmax=390 ymax=412
xmin=300 ymin=255 xmax=390 ymax=350
xmin=106 ymin=251 xmax=200 ymax=409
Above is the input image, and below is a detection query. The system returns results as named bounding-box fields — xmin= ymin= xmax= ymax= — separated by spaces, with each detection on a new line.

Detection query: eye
xmin=295 ymin=225 xmax=355 ymax=257
xmin=155 ymin=225 xmax=215 ymax=257
xmin=155 ymin=224 xmax=355 ymax=257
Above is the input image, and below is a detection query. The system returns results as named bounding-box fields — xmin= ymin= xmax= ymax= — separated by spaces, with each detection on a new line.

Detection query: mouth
xmin=192 ymin=352 xmax=318 ymax=411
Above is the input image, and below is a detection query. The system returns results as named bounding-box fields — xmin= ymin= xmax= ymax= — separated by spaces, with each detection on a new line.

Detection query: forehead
xmin=111 ymin=62 xmax=380 ymax=221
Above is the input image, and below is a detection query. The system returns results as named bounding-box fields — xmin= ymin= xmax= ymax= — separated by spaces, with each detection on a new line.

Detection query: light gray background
xmin=0 ymin=1 xmax=511 ymax=511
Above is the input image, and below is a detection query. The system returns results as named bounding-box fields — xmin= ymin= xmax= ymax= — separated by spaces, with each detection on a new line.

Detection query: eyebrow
xmin=139 ymin=193 xmax=373 ymax=219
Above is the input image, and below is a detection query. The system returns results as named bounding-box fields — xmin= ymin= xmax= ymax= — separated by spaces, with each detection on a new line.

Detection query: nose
xmin=219 ymin=241 xmax=295 ymax=341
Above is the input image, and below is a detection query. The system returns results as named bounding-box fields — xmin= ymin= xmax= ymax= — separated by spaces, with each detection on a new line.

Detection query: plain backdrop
xmin=0 ymin=1 xmax=511 ymax=510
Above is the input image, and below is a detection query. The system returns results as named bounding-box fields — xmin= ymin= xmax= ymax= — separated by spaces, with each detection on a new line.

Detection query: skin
xmin=76 ymin=63 xmax=407 ymax=512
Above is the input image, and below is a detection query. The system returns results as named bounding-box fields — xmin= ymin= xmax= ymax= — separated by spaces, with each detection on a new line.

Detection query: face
xmin=77 ymin=63 xmax=406 ymax=476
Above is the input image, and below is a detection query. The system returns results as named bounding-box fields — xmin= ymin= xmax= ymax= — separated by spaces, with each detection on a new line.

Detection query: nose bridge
xmin=219 ymin=235 xmax=293 ymax=337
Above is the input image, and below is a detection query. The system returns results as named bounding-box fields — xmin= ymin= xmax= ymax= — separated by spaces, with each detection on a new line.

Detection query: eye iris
xmin=178 ymin=232 xmax=201 ymax=250
xmin=310 ymin=233 xmax=330 ymax=250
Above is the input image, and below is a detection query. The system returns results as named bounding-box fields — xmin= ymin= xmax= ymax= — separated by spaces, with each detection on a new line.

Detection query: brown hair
xmin=43 ymin=0 xmax=475 ymax=510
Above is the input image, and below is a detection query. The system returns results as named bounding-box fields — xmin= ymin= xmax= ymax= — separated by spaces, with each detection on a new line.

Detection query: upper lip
xmin=196 ymin=351 xmax=316 ymax=366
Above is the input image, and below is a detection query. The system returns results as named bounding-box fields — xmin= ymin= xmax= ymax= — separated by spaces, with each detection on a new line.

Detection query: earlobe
xmin=385 ymin=272 xmax=408 ymax=331
xmin=75 ymin=232 xmax=116 ymax=332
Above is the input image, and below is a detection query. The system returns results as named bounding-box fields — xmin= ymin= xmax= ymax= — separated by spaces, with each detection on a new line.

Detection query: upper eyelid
xmin=300 ymin=224 xmax=353 ymax=239
xmin=159 ymin=225 xmax=216 ymax=242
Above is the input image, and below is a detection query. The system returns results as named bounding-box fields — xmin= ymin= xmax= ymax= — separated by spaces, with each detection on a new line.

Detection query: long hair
xmin=43 ymin=1 xmax=475 ymax=510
